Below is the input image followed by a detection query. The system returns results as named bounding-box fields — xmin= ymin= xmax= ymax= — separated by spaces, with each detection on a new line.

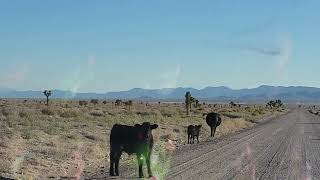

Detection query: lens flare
xmin=62 ymin=150 xmax=85 ymax=180
xmin=151 ymin=140 xmax=175 ymax=180
xmin=128 ymin=140 xmax=175 ymax=180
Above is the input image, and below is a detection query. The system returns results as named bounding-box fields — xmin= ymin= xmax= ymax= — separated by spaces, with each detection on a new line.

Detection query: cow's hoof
xmin=139 ymin=175 xmax=144 ymax=179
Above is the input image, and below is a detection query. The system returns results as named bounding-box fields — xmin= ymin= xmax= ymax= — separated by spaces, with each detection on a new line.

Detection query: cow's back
xmin=110 ymin=124 xmax=136 ymax=145
xmin=187 ymin=125 xmax=194 ymax=134
xmin=206 ymin=113 xmax=220 ymax=126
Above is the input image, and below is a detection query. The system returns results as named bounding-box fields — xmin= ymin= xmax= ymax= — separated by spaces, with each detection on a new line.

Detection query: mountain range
xmin=1 ymin=85 xmax=320 ymax=102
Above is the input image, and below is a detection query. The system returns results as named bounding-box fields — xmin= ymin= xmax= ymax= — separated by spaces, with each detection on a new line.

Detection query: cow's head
xmin=134 ymin=122 xmax=158 ymax=142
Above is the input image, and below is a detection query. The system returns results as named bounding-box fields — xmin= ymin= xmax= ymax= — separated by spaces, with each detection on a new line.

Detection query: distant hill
xmin=1 ymin=85 xmax=320 ymax=102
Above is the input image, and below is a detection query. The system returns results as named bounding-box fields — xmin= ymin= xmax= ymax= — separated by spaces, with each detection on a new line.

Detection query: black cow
xmin=205 ymin=112 xmax=222 ymax=137
xmin=109 ymin=122 xmax=158 ymax=178
xmin=187 ymin=125 xmax=202 ymax=144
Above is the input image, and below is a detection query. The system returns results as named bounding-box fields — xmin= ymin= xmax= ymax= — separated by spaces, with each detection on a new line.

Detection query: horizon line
xmin=1 ymin=84 xmax=320 ymax=94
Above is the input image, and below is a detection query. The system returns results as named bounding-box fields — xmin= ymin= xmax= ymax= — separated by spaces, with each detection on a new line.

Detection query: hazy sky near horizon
xmin=0 ymin=1 xmax=319 ymax=92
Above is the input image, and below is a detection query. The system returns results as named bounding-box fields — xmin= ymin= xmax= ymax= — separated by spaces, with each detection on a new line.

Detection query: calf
xmin=187 ymin=125 xmax=202 ymax=144
xmin=109 ymin=122 xmax=158 ymax=178
xmin=205 ymin=112 xmax=222 ymax=137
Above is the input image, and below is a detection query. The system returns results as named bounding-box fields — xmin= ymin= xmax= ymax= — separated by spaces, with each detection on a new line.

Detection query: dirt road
xmin=90 ymin=109 xmax=320 ymax=180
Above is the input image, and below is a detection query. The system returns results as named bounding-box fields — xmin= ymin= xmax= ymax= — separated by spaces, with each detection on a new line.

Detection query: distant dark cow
xmin=187 ymin=125 xmax=202 ymax=144
xmin=205 ymin=112 xmax=222 ymax=137
xmin=109 ymin=122 xmax=158 ymax=178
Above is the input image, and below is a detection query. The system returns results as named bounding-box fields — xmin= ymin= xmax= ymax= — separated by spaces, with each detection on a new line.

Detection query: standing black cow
xmin=187 ymin=125 xmax=202 ymax=144
xmin=205 ymin=112 xmax=222 ymax=137
xmin=109 ymin=122 xmax=158 ymax=178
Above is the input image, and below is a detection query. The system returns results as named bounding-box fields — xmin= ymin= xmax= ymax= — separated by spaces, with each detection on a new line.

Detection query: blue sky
xmin=0 ymin=1 xmax=319 ymax=92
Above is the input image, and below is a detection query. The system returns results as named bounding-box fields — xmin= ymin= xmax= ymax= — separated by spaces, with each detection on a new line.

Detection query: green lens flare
xmin=128 ymin=142 xmax=173 ymax=180
xmin=151 ymin=142 xmax=172 ymax=180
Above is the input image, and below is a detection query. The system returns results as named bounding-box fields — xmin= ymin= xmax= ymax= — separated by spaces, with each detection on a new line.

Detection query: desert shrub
xmin=1 ymin=107 xmax=15 ymax=117
xmin=21 ymin=129 xmax=33 ymax=139
xmin=59 ymin=109 xmax=80 ymax=118
xmin=81 ymin=132 xmax=97 ymax=141
xmin=90 ymin=111 xmax=104 ymax=117
xmin=41 ymin=108 xmax=55 ymax=116
xmin=160 ymin=109 xmax=178 ymax=117
xmin=173 ymin=128 xmax=180 ymax=133
xmin=19 ymin=111 xmax=28 ymax=118
xmin=136 ymin=111 xmax=151 ymax=116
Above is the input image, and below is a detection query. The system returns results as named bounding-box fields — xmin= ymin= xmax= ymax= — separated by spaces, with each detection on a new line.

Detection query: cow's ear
xmin=198 ymin=125 xmax=202 ymax=128
xmin=135 ymin=124 xmax=141 ymax=127
xmin=151 ymin=124 xmax=158 ymax=130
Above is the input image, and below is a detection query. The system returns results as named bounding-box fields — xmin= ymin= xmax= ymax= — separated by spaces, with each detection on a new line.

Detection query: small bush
xmin=173 ymin=128 xmax=180 ymax=133
xmin=19 ymin=111 xmax=28 ymax=118
xmin=59 ymin=109 xmax=80 ymax=118
xmin=160 ymin=109 xmax=177 ymax=117
xmin=90 ymin=111 xmax=104 ymax=117
xmin=81 ymin=132 xmax=97 ymax=141
xmin=41 ymin=109 xmax=55 ymax=116
xmin=1 ymin=107 xmax=15 ymax=117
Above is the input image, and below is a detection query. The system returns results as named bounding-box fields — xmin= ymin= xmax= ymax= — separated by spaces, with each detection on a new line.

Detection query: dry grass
xmin=0 ymin=100 xmax=287 ymax=179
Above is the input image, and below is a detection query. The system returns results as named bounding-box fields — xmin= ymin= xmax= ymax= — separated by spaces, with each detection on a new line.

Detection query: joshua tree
xmin=192 ymin=99 xmax=200 ymax=108
xmin=185 ymin=91 xmax=192 ymax=116
xmin=115 ymin=99 xmax=122 ymax=106
xmin=43 ymin=90 xmax=52 ymax=106
xmin=128 ymin=100 xmax=133 ymax=106
xmin=230 ymin=101 xmax=236 ymax=107
xmin=267 ymin=99 xmax=283 ymax=108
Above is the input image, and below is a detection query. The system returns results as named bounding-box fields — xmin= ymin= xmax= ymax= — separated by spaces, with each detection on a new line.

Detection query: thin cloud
xmin=274 ymin=35 xmax=292 ymax=77
xmin=242 ymin=47 xmax=282 ymax=56
xmin=160 ymin=64 xmax=181 ymax=89
xmin=228 ymin=45 xmax=282 ymax=56
xmin=68 ymin=56 xmax=96 ymax=97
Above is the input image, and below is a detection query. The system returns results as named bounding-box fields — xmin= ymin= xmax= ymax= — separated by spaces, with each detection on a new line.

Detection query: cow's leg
xmin=212 ymin=126 xmax=217 ymax=137
xmin=137 ymin=154 xmax=144 ymax=178
xmin=192 ymin=135 xmax=195 ymax=144
xmin=210 ymin=127 xmax=213 ymax=137
xmin=197 ymin=135 xmax=199 ymax=144
xmin=114 ymin=151 xmax=122 ymax=176
xmin=187 ymin=134 xmax=190 ymax=144
xmin=187 ymin=134 xmax=189 ymax=144
xmin=146 ymin=152 xmax=153 ymax=177
xmin=109 ymin=149 xmax=115 ymax=176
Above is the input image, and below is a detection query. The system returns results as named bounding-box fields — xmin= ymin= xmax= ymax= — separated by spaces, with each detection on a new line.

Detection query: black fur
xmin=187 ymin=125 xmax=202 ymax=144
xmin=205 ymin=113 xmax=222 ymax=137
xmin=109 ymin=122 xmax=158 ymax=178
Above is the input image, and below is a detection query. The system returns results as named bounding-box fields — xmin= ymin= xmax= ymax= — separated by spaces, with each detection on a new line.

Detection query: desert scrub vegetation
xmin=0 ymin=100 xmax=287 ymax=179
